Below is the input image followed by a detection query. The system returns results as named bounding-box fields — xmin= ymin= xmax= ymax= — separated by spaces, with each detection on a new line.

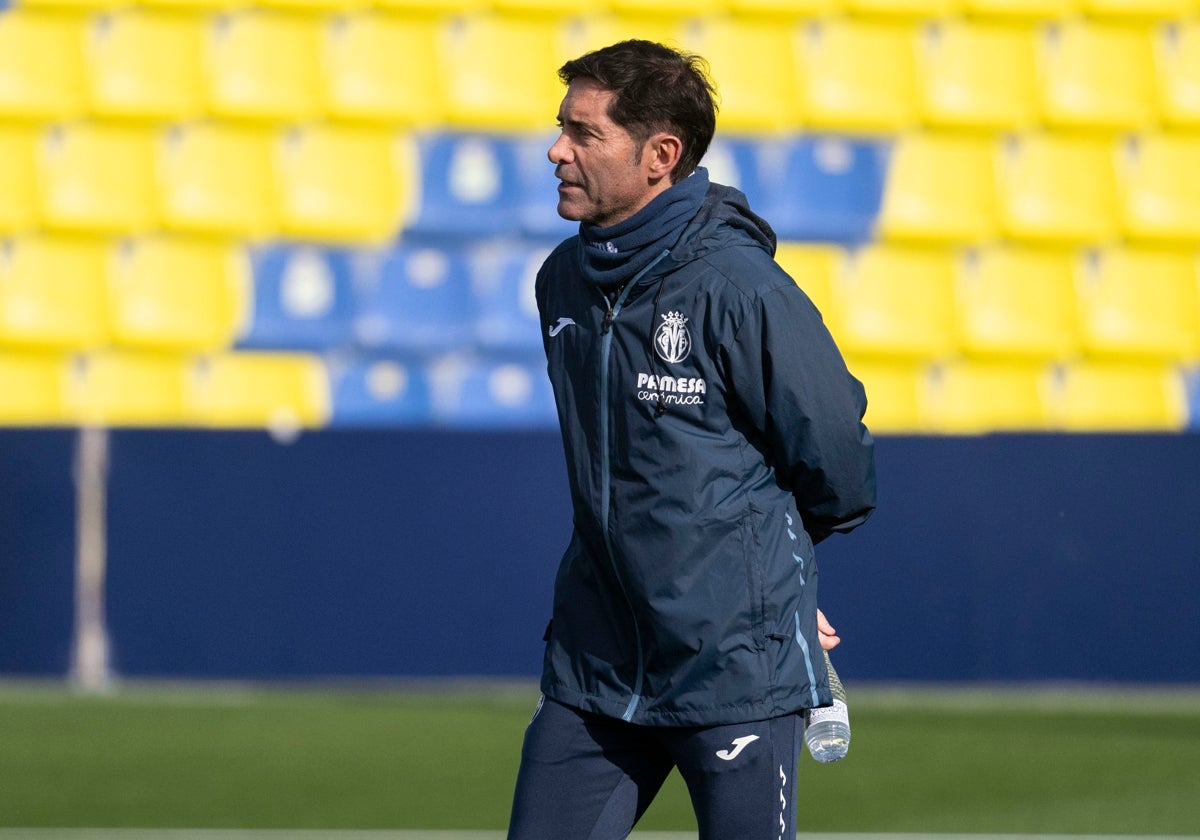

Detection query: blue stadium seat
xmin=513 ymin=132 xmax=577 ymax=242
xmin=239 ymin=246 xmax=357 ymax=351
xmin=697 ymin=137 xmax=760 ymax=204
xmin=355 ymin=241 xmax=475 ymax=353
xmin=1188 ymin=367 xmax=1200 ymax=431
xmin=404 ymin=133 xmax=524 ymax=240
xmin=431 ymin=355 xmax=557 ymax=429
xmin=328 ymin=354 xmax=433 ymax=427
xmin=716 ymin=136 xmax=888 ymax=245
xmin=472 ymin=241 xmax=550 ymax=355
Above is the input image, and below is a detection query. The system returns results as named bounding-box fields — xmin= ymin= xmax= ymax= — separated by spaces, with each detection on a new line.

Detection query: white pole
xmin=71 ymin=425 xmax=112 ymax=692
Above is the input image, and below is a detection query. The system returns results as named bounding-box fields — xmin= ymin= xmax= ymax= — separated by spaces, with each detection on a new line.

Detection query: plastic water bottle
xmin=804 ymin=650 xmax=850 ymax=763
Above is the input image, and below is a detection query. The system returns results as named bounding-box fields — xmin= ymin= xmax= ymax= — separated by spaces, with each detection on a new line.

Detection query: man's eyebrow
xmin=558 ymin=116 xmax=601 ymax=134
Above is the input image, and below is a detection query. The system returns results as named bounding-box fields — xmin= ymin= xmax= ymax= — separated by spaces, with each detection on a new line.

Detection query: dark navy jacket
xmin=535 ymin=182 xmax=876 ymax=727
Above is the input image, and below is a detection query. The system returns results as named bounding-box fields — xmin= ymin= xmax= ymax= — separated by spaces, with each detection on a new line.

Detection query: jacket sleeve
xmin=725 ymin=279 xmax=876 ymax=544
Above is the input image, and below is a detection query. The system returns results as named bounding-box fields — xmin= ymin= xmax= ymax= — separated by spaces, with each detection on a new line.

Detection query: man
xmin=508 ymin=40 xmax=876 ymax=839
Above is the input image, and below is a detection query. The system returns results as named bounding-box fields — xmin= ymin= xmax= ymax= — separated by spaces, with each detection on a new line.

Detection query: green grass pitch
xmin=1 ymin=681 xmax=1197 ymax=834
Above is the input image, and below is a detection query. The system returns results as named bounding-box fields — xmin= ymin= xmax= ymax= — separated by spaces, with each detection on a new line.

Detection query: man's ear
xmin=644 ymin=133 xmax=684 ymax=181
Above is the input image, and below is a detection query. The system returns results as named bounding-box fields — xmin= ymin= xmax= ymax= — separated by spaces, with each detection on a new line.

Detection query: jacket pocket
xmin=741 ymin=509 xmax=769 ymax=651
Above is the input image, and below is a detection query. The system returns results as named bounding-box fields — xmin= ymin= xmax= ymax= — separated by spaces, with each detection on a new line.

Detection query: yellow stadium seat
xmin=322 ymin=13 xmax=445 ymax=127
xmin=188 ymin=351 xmax=330 ymax=430
xmin=442 ymin=13 xmax=570 ymax=131
xmin=568 ymin=13 xmax=692 ymax=57
xmin=917 ymin=21 xmax=1038 ymax=132
xmin=157 ymin=122 xmax=279 ymax=238
xmin=258 ymin=0 xmax=371 ymax=11
xmin=84 ymin=10 xmax=206 ymax=122
xmin=997 ymin=134 xmax=1120 ymax=245
xmin=0 ymin=353 xmax=73 ymax=425
xmin=493 ymin=0 xmax=605 ymax=14
xmin=0 ymin=127 xmax=39 ymax=234
xmin=1119 ymin=134 xmax=1200 ymax=245
xmin=20 ymin=0 xmax=132 ymax=9
xmin=609 ymin=0 xmax=723 ymax=15
xmin=955 ymin=246 xmax=1081 ymax=361
xmin=844 ymin=0 xmax=961 ymax=18
xmin=38 ymin=123 xmax=159 ymax=234
xmin=877 ymin=133 xmax=1000 ymax=245
xmin=1036 ymin=22 xmax=1157 ymax=133
xmin=374 ymin=0 xmax=487 ymax=13
xmin=0 ymin=10 xmax=87 ymax=121
xmin=1050 ymin=361 xmax=1188 ymax=431
xmin=828 ymin=245 xmax=958 ymax=360
xmin=726 ymin=0 xmax=842 ymax=17
xmin=1076 ymin=247 xmax=1200 ymax=362
xmin=1157 ymin=21 xmax=1200 ymax=130
xmin=108 ymin=238 xmax=250 ymax=352
xmin=961 ymin=0 xmax=1080 ymax=20
xmin=844 ymin=358 xmax=926 ymax=433
xmin=921 ymin=361 xmax=1054 ymax=433
xmin=687 ymin=17 xmax=801 ymax=133
xmin=140 ymin=0 xmax=244 ymax=10
xmin=276 ymin=125 xmax=415 ymax=244
xmin=796 ymin=19 xmax=920 ymax=132
xmin=1081 ymin=0 xmax=1194 ymax=20
xmin=0 ymin=236 xmax=110 ymax=350
xmin=204 ymin=11 xmax=324 ymax=123
xmin=72 ymin=351 xmax=194 ymax=426
xmin=773 ymin=242 xmax=842 ymax=320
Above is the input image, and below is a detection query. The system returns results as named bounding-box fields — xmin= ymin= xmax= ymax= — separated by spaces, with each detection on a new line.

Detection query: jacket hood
xmin=666 ymin=181 xmax=778 ymax=268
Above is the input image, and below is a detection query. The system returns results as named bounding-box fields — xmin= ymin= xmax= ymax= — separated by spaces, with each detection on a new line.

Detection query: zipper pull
xmin=601 ymin=283 xmax=625 ymax=335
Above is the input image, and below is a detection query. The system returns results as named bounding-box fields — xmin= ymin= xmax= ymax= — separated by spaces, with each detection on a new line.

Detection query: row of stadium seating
xmin=5 ymin=125 xmax=1200 ymax=247
xmin=2 ymin=232 xmax=1198 ymax=430
xmin=3 ymin=1 xmax=1200 ymax=434
xmin=4 ymin=8 xmax=1200 ymax=132
xmin=3 ymin=0 xmax=1199 ymax=21
xmin=0 ymin=121 xmax=414 ymax=242
xmin=1 ymin=348 xmax=1196 ymax=432
xmin=3 ymin=237 xmax=1197 ymax=362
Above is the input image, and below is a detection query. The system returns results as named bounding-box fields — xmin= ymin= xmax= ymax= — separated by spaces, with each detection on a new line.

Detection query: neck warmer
xmin=577 ymin=168 xmax=710 ymax=289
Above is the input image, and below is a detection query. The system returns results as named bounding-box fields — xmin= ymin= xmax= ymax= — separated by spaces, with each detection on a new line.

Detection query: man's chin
xmin=556 ymin=200 xmax=585 ymax=223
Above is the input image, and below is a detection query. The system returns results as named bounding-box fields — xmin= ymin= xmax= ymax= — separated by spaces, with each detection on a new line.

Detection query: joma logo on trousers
xmin=715 ymin=734 xmax=759 ymax=761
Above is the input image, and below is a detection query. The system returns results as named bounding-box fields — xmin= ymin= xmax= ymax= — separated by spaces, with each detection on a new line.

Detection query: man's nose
xmin=548 ymin=134 xmax=570 ymax=164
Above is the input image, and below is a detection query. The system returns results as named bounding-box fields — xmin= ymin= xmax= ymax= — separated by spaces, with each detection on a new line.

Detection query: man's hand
xmin=817 ymin=609 xmax=840 ymax=651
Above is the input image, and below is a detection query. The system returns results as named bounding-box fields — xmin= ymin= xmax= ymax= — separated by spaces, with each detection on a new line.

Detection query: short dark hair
xmin=558 ymin=40 xmax=718 ymax=184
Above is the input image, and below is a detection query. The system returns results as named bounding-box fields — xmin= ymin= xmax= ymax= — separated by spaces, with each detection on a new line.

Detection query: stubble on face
xmin=549 ymin=79 xmax=657 ymax=228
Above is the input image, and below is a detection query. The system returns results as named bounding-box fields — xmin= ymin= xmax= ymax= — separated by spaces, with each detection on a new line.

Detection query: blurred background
xmin=1 ymin=0 xmax=1199 ymax=832
xmin=2 ymin=0 xmax=1200 ymax=830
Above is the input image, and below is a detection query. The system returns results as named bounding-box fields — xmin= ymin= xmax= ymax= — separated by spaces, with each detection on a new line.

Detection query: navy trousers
xmin=507 ymin=696 xmax=806 ymax=840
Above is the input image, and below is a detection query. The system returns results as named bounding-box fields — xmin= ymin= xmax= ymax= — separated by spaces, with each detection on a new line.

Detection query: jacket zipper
xmin=596 ymin=250 xmax=670 ymax=722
